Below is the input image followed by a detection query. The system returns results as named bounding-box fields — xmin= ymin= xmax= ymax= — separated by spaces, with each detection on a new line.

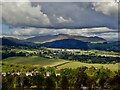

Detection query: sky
xmin=1 ymin=0 xmax=119 ymax=41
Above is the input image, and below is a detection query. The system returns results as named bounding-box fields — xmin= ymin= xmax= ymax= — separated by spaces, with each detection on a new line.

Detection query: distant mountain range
xmin=1 ymin=34 xmax=120 ymax=52
xmin=26 ymin=34 xmax=106 ymax=43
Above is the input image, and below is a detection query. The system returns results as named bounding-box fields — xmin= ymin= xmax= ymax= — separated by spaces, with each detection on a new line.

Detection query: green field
xmin=3 ymin=56 xmax=119 ymax=71
xmin=57 ymin=61 xmax=119 ymax=71
xmin=3 ymin=56 xmax=68 ymax=67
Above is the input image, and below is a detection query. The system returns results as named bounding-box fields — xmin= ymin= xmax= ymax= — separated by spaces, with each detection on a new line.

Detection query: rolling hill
xmin=2 ymin=56 xmax=68 ymax=67
xmin=42 ymin=38 xmax=89 ymax=49
xmin=26 ymin=34 xmax=106 ymax=43
xmin=2 ymin=56 xmax=118 ymax=71
xmin=1 ymin=37 xmax=37 ymax=47
xmin=1 ymin=36 xmax=120 ymax=52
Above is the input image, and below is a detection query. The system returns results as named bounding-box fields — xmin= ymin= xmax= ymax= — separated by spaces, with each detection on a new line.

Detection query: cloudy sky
xmin=1 ymin=0 xmax=119 ymax=41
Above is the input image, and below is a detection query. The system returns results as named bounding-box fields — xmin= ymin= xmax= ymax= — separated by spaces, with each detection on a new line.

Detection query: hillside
xmin=26 ymin=34 xmax=106 ymax=43
xmin=1 ymin=37 xmax=120 ymax=52
xmin=57 ymin=61 xmax=119 ymax=71
xmin=42 ymin=38 xmax=89 ymax=50
xmin=89 ymin=41 xmax=120 ymax=52
xmin=41 ymin=38 xmax=120 ymax=52
xmin=1 ymin=37 xmax=24 ymax=46
xmin=2 ymin=56 xmax=118 ymax=71
xmin=0 ymin=37 xmax=37 ymax=47
xmin=3 ymin=56 xmax=68 ymax=67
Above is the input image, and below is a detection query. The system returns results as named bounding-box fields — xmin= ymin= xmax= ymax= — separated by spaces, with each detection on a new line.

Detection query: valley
xmin=2 ymin=56 xmax=119 ymax=72
xmin=1 ymin=34 xmax=120 ymax=90
xmin=1 ymin=2 xmax=119 ymax=89
xmin=2 ymin=46 xmax=120 ymax=72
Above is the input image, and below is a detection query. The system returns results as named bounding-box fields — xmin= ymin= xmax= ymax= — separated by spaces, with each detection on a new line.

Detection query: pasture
xmin=3 ymin=56 xmax=119 ymax=71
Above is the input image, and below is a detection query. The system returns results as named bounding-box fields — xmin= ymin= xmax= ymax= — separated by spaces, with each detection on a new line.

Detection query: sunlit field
xmin=3 ymin=56 xmax=118 ymax=71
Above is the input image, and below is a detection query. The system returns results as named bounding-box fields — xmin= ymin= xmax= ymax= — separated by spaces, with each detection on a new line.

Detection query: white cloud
xmin=98 ymin=32 xmax=118 ymax=41
xmin=12 ymin=28 xmax=55 ymax=36
xmin=2 ymin=0 xmax=50 ymax=27
xmin=56 ymin=16 xmax=73 ymax=23
xmin=10 ymin=27 xmax=118 ymax=41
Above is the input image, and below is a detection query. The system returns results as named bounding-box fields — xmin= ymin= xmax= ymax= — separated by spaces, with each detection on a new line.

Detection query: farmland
xmin=3 ymin=56 xmax=68 ymax=66
xmin=56 ymin=61 xmax=119 ymax=71
xmin=2 ymin=56 xmax=119 ymax=71
xmin=1 ymin=45 xmax=120 ymax=90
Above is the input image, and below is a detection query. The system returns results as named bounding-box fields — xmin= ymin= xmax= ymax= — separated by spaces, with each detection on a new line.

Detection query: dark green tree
xmin=45 ymin=76 xmax=56 ymax=90
xmin=32 ymin=74 xmax=44 ymax=88
xmin=60 ymin=75 xmax=69 ymax=90
xmin=75 ymin=68 xmax=88 ymax=90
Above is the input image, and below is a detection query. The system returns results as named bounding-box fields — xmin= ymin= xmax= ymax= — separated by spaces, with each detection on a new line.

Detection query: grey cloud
xmin=2 ymin=1 xmax=118 ymax=29
xmin=93 ymin=2 xmax=118 ymax=20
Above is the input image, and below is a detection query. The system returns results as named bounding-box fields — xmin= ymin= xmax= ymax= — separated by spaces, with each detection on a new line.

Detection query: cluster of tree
xmin=2 ymin=46 xmax=39 ymax=59
xmin=2 ymin=51 xmax=27 ymax=59
xmin=37 ymin=48 xmax=120 ymax=64
xmin=89 ymin=41 xmax=120 ymax=52
xmin=2 ymin=47 xmax=120 ymax=64
xmin=51 ymin=53 xmax=120 ymax=64
xmin=2 ymin=64 xmax=120 ymax=90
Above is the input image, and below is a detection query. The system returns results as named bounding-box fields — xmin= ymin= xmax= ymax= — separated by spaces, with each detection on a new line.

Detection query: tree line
xmin=2 ymin=63 xmax=120 ymax=90
xmin=2 ymin=47 xmax=120 ymax=64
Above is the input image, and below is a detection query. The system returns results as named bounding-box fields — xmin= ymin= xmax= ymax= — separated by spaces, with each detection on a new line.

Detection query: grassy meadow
xmin=2 ymin=56 xmax=119 ymax=71
xmin=56 ymin=61 xmax=119 ymax=71
xmin=3 ymin=56 xmax=68 ymax=67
